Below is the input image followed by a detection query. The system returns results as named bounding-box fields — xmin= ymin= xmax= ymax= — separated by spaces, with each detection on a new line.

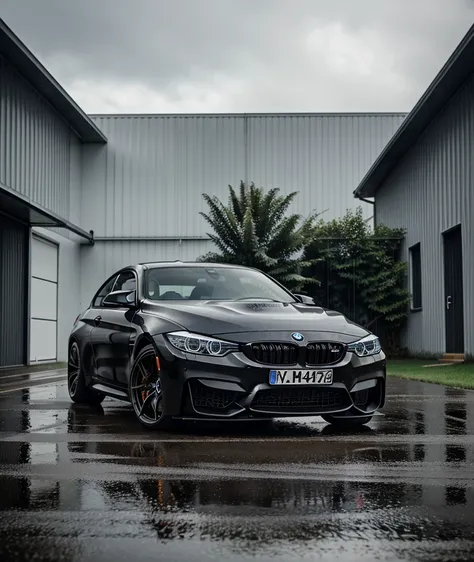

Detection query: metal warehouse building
xmin=355 ymin=23 xmax=474 ymax=360
xmin=0 ymin=18 xmax=406 ymax=369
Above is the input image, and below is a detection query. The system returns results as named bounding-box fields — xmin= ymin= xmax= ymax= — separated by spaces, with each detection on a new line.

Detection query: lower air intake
xmin=251 ymin=387 xmax=348 ymax=413
xmin=353 ymin=389 xmax=369 ymax=406
xmin=189 ymin=380 xmax=241 ymax=416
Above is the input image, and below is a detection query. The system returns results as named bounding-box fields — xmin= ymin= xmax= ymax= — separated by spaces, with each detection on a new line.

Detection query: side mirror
xmin=102 ymin=289 xmax=136 ymax=307
xmin=294 ymin=294 xmax=315 ymax=305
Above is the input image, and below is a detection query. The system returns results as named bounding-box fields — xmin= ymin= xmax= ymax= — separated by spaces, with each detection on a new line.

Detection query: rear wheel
xmin=68 ymin=342 xmax=104 ymax=405
xmin=129 ymin=344 xmax=172 ymax=430
xmin=321 ymin=414 xmax=372 ymax=427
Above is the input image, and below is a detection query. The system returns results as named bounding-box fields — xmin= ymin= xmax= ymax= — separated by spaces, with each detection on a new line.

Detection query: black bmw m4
xmin=68 ymin=262 xmax=386 ymax=430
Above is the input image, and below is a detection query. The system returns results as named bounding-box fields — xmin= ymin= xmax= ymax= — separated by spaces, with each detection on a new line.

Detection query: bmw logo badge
xmin=291 ymin=332 xmax=304 ymax=342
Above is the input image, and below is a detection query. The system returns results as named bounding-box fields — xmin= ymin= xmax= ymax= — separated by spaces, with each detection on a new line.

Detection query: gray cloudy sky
xmin=1 ymin=0 xmax=473 ymax=113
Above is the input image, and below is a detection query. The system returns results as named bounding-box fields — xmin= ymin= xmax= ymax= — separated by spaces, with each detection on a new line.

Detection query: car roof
xmin=137 ymin=261 xmax=254 ymax=271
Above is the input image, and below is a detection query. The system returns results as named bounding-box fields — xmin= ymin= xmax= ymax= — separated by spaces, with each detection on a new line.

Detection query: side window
xmin=92 ymin=276 xmax=118 ymax=308
xmin=114 ymin=271 xmax=137 ymax=292
xmin=409 ymin=243 xmax=422 ymax=310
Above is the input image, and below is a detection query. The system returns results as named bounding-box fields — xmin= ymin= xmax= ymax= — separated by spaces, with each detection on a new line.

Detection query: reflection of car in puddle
xmin=129 ymin=475 xmax=382 ymax=544
xmin=62 ymin=413 xmax=409 ymax=544
xmin=126 ymin=441 xmax=390 ymax=520
xmin=128 ymin=470 xmax=375 ymax=542
xmin=135 ymin=475 xmax=369 ymax=512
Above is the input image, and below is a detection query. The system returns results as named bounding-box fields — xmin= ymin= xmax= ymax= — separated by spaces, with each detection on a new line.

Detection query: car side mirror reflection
xmin=102 ymin=289 xmax=136 ymax=307
xmin=294 ymin=294 xmax=316 ymax=305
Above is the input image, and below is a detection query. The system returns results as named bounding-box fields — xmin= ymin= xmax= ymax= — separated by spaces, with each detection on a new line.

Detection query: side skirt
xmin=91 ymin=382 xmax=130 ymax=402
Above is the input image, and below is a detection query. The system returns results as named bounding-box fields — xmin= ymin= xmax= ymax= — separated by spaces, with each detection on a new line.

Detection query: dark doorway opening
xmin=0 ymin=214 xmax=29 ymax=368
xmin=443 ymin=225 xmax=464 ymax=354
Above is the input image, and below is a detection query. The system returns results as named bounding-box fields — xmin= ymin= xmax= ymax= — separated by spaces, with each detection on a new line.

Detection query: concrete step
xmin=440 ymin=353 xmax=464 ymax=364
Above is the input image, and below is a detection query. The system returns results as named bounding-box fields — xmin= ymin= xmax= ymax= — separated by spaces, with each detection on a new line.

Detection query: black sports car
xmin=68 ymin=262 xmax=386 ymax=429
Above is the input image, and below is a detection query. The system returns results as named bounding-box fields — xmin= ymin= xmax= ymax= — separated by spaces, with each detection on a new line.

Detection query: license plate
xmin=269 ymin=369 xmax=333 ymax=385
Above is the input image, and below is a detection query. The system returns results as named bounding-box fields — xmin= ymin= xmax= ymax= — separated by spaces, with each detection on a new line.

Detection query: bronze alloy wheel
xmin=129 ymin=344 xmax=171 ymax=429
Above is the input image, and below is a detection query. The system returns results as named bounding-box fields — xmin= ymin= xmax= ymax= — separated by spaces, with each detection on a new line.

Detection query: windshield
xmin=144 ymin=266 xmax=296 ymax=303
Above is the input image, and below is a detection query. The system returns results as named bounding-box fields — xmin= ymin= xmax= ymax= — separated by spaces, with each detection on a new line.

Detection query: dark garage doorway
xmin=443 ymin=225 xmax=464 ymax=354
xmin=0 ymin=214 xmax=28 ymax=368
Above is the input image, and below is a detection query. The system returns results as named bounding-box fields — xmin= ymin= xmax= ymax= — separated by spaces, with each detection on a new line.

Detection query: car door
xmin=90 ymin=270 xmax=138 ymax=387
xmin=81 ymin=272 xmax=118 ymax=364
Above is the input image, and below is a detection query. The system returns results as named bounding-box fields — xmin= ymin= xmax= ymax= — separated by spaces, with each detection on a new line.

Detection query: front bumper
xmin=153 ymin=335 xmax=387 ymax=420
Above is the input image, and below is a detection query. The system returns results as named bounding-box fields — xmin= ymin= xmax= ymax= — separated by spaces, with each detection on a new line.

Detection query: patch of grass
xmin=387 ymin=359 xmax=474 ymax=390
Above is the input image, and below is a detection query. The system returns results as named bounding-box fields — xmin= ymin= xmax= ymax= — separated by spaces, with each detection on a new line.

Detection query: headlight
xmin=165 ymin=331 xmax=239 ymax=357
xmin=347 ymin=335 xmax=381 ymax=357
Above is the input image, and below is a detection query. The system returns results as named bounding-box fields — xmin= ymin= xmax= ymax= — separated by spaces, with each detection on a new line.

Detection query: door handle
xmin=94 ymin=315 xmax=102 ymax=326
xmin=446 ymin=296 xmax=452 ymax=310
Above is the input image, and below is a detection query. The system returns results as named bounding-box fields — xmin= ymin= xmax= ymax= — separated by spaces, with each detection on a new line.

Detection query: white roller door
xmin=30 ymin=235 xmax=58 ymax=362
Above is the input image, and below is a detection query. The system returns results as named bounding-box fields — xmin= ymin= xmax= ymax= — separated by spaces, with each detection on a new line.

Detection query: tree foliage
xmin=197 ymin=183 xmax=411 ymax=352
xmin=303 ymin=208 xmax=411 ymax=331
xmin=197 ymin=181 xmax=319 ymax=290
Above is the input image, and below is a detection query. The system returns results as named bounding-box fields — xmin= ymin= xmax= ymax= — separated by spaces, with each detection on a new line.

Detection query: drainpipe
xmin=243 ymin=113 xmax=249 ymax=188
xmin=356 ymin=196 xmax=376 ymax=226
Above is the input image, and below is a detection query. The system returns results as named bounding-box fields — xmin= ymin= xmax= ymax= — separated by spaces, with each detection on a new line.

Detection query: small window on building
xmin=410 ymin=243 xmax=422 ymax=310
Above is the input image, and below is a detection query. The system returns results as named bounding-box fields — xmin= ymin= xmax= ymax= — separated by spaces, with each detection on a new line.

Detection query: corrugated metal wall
xmin=83 ymin=115 xmax=246 ymax=238
xmin=246 ymin=114 xmax=402 ymax=222
xmin=79 ymin=113 xmax=405 ymax=304
xmin=376 ymin=74 xmax=474 ymax=357
xmin=0 ymin=215 xmax=27 ymax=368
xmin=84 ymin=113 xmax=405 ymax=238
xmin=0 ymin=54 xmax=80 ymax=220
xmin=0 ymin=54 xmax=86 ymax=365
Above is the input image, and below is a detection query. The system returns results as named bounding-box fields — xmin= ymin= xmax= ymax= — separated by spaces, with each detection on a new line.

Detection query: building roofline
xmin=354 ymin=23 xmax=474 ymax=199
xmin=0 ymin=18 xmax=107 ymax=144
xmin=0 ymin=181 xmax=94 ymax=244
xmin=89 ymin=111 xmax=408 ymax=119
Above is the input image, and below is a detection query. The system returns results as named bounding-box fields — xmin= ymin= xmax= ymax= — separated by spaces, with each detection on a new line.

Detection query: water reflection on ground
xmin=0 ymin=377 xmax=473 ymax=561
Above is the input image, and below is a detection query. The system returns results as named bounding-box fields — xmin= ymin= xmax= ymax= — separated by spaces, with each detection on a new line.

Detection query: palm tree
xmin=198 ymin=181 xmax=319 ymax=291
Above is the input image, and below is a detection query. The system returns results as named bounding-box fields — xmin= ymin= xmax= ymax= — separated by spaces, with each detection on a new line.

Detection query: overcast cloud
xmin=1 ymin=0 xmax=473 ymax=113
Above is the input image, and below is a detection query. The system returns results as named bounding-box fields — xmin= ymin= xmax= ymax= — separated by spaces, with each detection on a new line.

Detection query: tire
xmin=321 ymin=414 xmax=373 ymax=428
xmin=129 ymin=344 xmax=173 ymax=430
xmin=68 ymin=341 xmax=105 ymax=405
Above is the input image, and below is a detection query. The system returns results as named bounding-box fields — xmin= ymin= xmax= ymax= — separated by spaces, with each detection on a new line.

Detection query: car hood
xmin=141 ymin=300 xmax=370 ymax=343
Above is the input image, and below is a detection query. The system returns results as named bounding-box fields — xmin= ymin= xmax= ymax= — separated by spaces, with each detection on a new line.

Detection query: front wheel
xmin=321 ymin=414 xmax=373 ymax=428
xmin=68 ymin=342 xmax=104 ymax=405
xmin=129 ymin=344 xmax=173 ymax=430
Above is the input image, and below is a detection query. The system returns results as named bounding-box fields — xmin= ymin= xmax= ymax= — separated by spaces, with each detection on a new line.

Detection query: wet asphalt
xmin=0 ymin=372 xmax=473 ymax=562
